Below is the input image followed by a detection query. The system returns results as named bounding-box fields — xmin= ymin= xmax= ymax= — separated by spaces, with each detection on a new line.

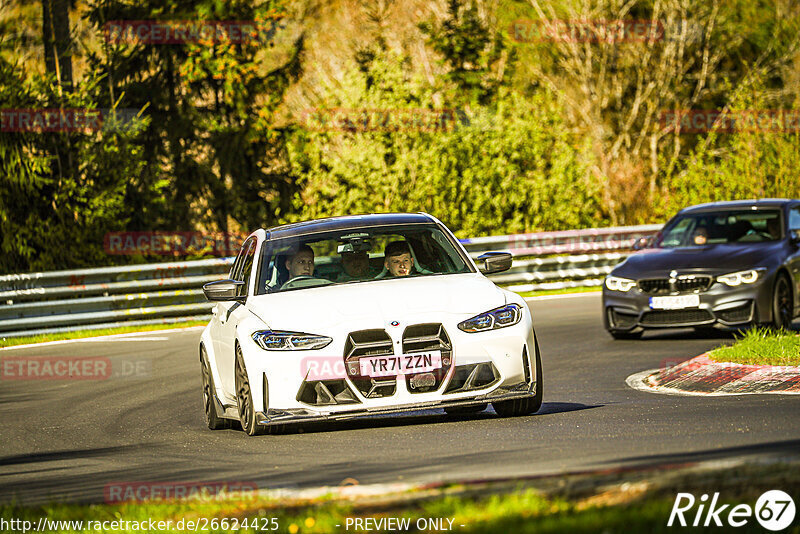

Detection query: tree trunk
xmin=42 ymin=0 xmax=73 ymax=92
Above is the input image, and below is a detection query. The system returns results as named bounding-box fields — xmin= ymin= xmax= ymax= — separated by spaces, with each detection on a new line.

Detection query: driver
xmin=383 ymin=241 xmax=413 ymax=277
xmin=285 ymin=245 xmax=315 ymax=280
xmin=766 ymin=217 xmax=782 ymax=239
xmin=692 ymin=226 xmax=708 ymax=246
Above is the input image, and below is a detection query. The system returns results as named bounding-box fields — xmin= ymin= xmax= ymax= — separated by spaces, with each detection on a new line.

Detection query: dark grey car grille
xmin=641 ymin=309 xmax=713 ymax=326
xmin=638 ymin=276 xmax=713 ymax=295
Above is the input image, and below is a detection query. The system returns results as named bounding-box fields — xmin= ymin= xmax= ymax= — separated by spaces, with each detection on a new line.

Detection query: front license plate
xmin=360 ymin=351 xmax=442 ymax=378
xmin=649 ymin=295 xmax=700 ymax=310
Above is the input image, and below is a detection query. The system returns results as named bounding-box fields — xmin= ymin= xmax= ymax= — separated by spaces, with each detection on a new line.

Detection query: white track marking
xmin=524 ymin=292 xmax=600 ymax=302
xmin=0 ymin=326 xmax=204 ymax=351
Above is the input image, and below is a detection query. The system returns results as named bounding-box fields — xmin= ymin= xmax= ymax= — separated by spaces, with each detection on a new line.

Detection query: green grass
xmin=0 ymin=321 xmax=207 ymax=349
xmin=516 ymin=286 xmax=601 ymax=298
xmin=710 ymin=327 xmax=800 ymax=366
xmin=4 ymin=462 xmax=799 ymax=533
xmin=0 ymin=490 xmax=719 ymax=534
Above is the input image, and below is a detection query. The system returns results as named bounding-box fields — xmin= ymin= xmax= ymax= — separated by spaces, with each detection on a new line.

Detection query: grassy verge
xmin=517 ymin=286 xmax=601 ymax=298
xmin=3 ymin=461 xmax=798 ymax=533
xmin=0 ymin=321 xmax=207 ymax=349
xmin=710 ymin=327 xmax=800 ymax=366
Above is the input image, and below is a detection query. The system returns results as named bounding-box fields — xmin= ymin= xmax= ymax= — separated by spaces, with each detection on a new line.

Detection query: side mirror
xmin=632 ymin=236 xmax=653 ymax=250
xmin=477 ymin=252 xmax=513 ymax=275
xmin=203 ymin=279 xmax=246 ymax=301
xmin=791 ymin=229 xmax=800 ymax=244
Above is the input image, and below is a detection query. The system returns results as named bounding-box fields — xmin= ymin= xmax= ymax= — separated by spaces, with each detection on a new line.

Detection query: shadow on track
xmin=602 ymin=438 xmax=800 ymax=468
xmin=0 ymin=446 xmax=137 ymax=467
xmin=265 ymin=402 xmax=603 ymax=436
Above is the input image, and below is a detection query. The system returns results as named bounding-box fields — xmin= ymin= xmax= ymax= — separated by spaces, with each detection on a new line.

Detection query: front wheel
xmin=235 ymin=344 xmax=264 ymax=436
xmin=493 ymin=340 xmax=543 ymax=417
xmin=772 ymin=273 xmax=794 ymax=331
xmin=201 ymin=347 xmax=231 ymax=430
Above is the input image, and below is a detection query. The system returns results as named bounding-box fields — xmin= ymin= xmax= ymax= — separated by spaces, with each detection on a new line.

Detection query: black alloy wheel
xmin=201 ymin=347 xmax=230 ymax=430
xmin=772 ymin=274 xmax=794 ymax=331
xmin=235 ymin=344 xmax=264 ymax=436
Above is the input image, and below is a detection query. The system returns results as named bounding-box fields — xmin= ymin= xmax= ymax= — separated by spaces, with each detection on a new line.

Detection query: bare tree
xmin=520 ymin=0 xmax=750 ymax=223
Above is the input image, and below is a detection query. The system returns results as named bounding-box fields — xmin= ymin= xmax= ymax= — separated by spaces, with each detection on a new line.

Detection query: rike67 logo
xmin=668 ymin=490 xmax=796 ymax=531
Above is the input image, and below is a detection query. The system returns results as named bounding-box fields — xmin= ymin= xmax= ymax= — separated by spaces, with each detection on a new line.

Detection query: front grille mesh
xmin=343 ymin=329 xmax=396 ymax=398
xmin=717 ymin=302 xmax=753 ymax=324
xmin=402 ymin=323 xmax=452 ymax=394
xmin=444 ymin=362 xmax=499 ymax=393
xmin=641 ymin=309 xmax=713 ymax=326
xmin=639 ymin=276 xmax=713 ymax=295
xmin=610 ymin=309 xmax=638 ymax=329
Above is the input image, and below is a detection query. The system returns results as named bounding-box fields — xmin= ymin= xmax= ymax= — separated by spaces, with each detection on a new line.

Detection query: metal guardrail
xmin=0 ymin=225 xmax=661 ymax=339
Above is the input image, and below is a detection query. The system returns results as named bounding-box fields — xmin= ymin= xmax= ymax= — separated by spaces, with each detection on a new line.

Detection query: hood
xmin=246 ymin=273 xmax=506 ymax=332
xmin=613 ymin=242 xmax=785 ymax=278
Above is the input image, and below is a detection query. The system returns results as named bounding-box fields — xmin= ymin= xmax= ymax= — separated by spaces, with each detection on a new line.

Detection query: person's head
xmin=285 ymin=244 xmax=314 ymax=278
xmin=341 ymin=251 xmax=370 ymax=277
xmin=384 ymin=241 xmax=413 ymax=277
xmin=766 ymin=216 xmax=781 ymax=238
xmin=692 ymin=226 xmax=708 ymax=245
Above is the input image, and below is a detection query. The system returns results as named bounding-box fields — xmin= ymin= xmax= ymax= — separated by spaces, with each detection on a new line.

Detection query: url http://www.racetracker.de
xmin=1 ymin=516 xmax=281 ymax=532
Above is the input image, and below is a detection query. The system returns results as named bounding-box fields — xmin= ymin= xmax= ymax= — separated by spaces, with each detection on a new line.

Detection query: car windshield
xmin=255 ymin=223 xmax=473 ymax=294
xmin=656 ymin=209 xmax=783 ymax=248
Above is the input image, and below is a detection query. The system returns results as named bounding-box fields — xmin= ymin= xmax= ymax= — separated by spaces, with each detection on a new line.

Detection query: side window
xmin=789 ymin=207 xmax=800 ymax=231
xmin=229 ymin=240 xmax=249 ymax=281
xmin=239 ymin=240 xmax=257 ymax=287
xmin=230 ymin=238 xmax=256 ymax=297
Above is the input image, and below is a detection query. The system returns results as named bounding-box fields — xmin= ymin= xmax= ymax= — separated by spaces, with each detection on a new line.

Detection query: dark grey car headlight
xmin=716 ymin=268 xmax=766 ymax=287
xmin=605 ymin=276 xmax=636 ymax=292
xmin=252 ymin=330 xmax=332 ymax=351
xmin=458 ymin=304 xmax=522 ymax=333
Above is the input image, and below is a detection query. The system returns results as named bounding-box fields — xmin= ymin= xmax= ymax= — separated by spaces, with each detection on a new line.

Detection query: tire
xmin=609 ymin=330 xmax=643 ymax=340
xmin=235 ymin=344 xmax=265 ymax=436
xmin=201 ymin=347 xmax=231 ymax=430
xmin=444 ymin=403 xmax=488 ymax=415
xmin=492 ymin=339 xmax=543 ymax=417
xmin=772 ymin=273 xmax=794 ymax=331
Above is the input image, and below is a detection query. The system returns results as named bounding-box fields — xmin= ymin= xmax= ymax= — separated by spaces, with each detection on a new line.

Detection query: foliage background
xmin=1 ymin=0 xmax=799 ymax=272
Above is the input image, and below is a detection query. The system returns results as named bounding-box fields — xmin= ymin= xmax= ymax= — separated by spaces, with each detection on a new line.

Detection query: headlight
xmin=252 ymin=330 xmax=332 ymax=351
xmin=605 ymin=276 xmax=636 ymax=292
xmin=717 ymin=269 xmax=764 ymax=287
xmin=458 ymin=304 xmax=522 ymax=333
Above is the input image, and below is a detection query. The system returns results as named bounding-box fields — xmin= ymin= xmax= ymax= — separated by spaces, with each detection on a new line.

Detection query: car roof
xmin=680 ymin=199 xmax=799 ymax=214
xmin=264 ymin=213 xmax=437 ymax=240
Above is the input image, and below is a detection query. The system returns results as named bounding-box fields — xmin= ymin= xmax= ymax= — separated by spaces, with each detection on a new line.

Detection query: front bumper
xmin=255 ymin=388 xmax=536 ymax=426
xmin=603 ymin=277 xmax=774 ymax=331
xmin=238 ymin=313 xmax=538 ymax=426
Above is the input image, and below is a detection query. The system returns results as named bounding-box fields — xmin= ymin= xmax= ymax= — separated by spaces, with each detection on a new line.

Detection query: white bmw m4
xmin=199 ymin=213 xmax=542 ymax=435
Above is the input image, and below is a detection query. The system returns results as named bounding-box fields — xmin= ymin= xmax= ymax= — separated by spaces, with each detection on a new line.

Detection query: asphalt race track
xmin=2 ymin=293 xmax=799 ymax=505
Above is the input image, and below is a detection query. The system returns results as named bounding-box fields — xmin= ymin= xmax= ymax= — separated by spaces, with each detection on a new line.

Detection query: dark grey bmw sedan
xmin=603 ymin=199 xmax=800 ymax=339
